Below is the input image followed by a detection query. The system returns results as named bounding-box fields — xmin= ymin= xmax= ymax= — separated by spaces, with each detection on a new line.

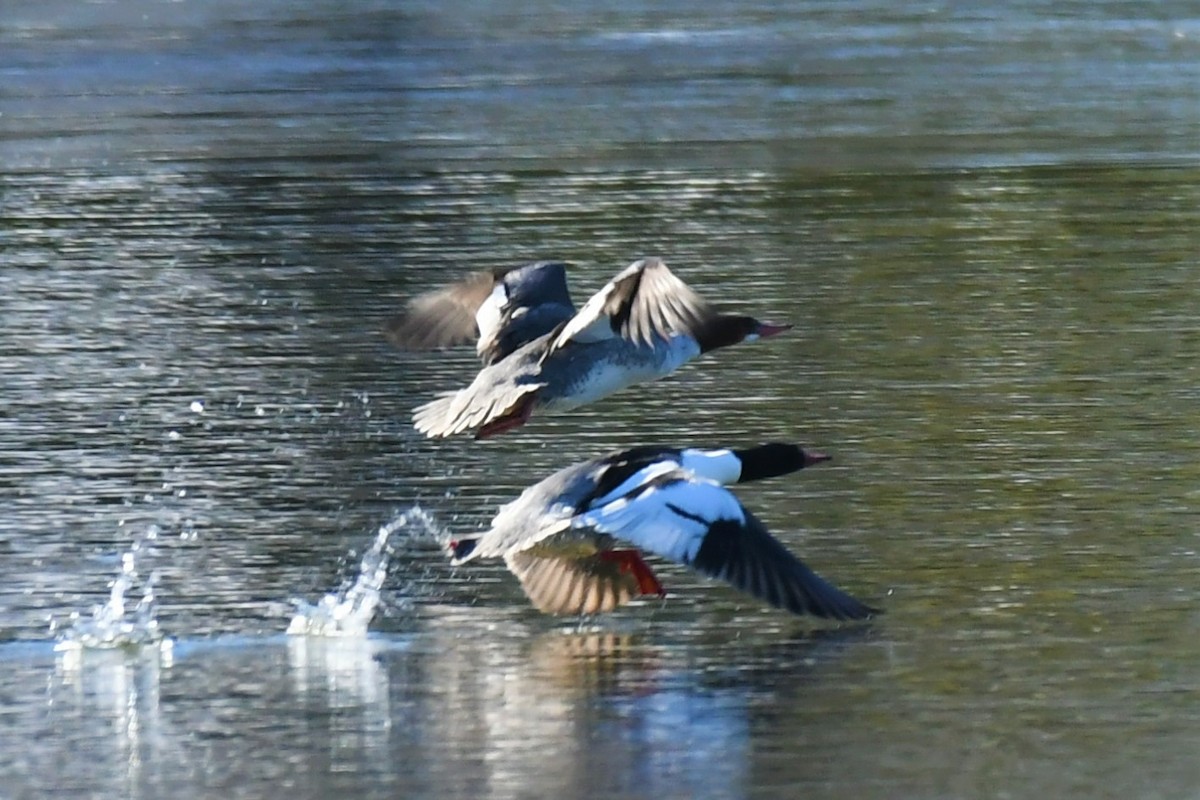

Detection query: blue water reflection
xmin=0 ymin=620 xmax=871 ymax=800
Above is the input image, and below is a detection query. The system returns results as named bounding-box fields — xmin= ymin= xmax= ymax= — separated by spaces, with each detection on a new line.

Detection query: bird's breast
xmin=548 ymin=336 xmax=700 ymax=407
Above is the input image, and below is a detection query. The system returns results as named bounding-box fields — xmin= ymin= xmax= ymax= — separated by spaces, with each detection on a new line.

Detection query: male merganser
xmin=448 ymin=443 xmax=878 ymax=620
xmin=402 ymin=258 xmax=790 ymax=439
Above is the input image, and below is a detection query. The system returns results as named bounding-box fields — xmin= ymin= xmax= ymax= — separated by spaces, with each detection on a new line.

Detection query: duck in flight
xmin=447 ymin=442 xmax=879 ymax=620
xmin=385 ymin=258 xmax=791 ymax=439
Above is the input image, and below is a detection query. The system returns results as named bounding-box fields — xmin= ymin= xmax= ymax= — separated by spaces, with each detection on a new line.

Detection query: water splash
xmin=287 ymin=506 xmax=437 ymax=637
xmin=54 ymin=525 xmax=171 ymax=657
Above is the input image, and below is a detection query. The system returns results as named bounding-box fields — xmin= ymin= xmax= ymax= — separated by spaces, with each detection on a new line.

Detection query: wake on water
xmin=287 ymin=506 xmax=442 ymax=637
xmin=53 ymin=506 xmax=445 ymax=655
xmin=54 ymin=524 xmax=170 ymax=657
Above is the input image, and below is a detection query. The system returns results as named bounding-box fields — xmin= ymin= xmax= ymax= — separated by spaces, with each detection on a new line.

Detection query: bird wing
xmin=385 ymin=263 xmax=574 ymax=364
xmin=504 ymin=551 xmax=644 ymax=616
xmin=574 ymin=469 xmax=742 ymax=563
xmin=548 ymin=259 xmax=715 ymax=353
xmin=477 ymin=263 xmax=575 ymax=363
xmin=574 ymin=473 xmax=877 ymax=620
xmin=383 ymin=269 xmax=504 ymax=352
xmin=686 ymin=510 xmax=879 ymax=620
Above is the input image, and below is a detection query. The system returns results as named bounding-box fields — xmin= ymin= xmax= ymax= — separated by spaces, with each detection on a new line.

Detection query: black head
xmin=694 ymin=315 xmax=792 ymax=354
xmin=732 ymin=442 xmax=831 ymax=483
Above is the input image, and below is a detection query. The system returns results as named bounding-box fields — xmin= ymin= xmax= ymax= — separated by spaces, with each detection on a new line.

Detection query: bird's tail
xmin=412 ymin=391 xmax=460 ymax=438
xmin=412 ymin=382 xmax=542 ymax=439
xmin=448 ymin=534 xmax=481 ymax=565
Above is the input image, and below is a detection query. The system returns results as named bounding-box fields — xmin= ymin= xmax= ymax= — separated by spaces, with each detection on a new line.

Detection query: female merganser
xmin=403 ymin=258 xmax=790 ymax=439
xmin=448 ymin=443 xmax=878 ymax=620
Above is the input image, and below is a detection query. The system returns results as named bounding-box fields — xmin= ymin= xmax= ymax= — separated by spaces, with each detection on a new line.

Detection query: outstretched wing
xmin=504 ymin=552 xmax=644 ymax=616
xmin=574 ymin=471 xmax=877 ymax=620
xmin=384 ymin=269 xmax=504 ymax=352
xmin=549 ymin=259 xmax=715 ymax=352
xmin=385 ymin=262 xmax=574 ymax=364
xmin=687 ymin=510 xmax=879 ymax=620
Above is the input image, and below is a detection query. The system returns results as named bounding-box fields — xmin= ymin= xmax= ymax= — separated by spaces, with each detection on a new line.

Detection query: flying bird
xmin=387 ymin=258 xmax=790 ymax=438
xmin=448 ymin=442 xmax=878 ymax=620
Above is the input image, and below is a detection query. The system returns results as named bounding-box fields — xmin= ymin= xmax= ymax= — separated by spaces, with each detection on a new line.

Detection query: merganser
xmin=448 ymin=443 xmax=879 ymax=620
xmin=404 ymin=258 xmax=790 ymax=439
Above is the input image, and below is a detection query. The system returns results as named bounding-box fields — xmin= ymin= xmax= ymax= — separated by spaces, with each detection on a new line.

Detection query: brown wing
xmin=382 ymin=270 xmax=503 ymax=351
xmin=504 ymin=552 xmax=643 ymax=616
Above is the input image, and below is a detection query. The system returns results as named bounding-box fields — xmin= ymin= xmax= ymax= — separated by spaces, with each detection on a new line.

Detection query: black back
xmin=583 ymin=445 xmax=684 ymax=507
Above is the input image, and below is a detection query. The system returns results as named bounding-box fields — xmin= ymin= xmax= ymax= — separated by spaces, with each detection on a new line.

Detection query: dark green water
xmin=2 ymin=2 xmax=1199 ymax=798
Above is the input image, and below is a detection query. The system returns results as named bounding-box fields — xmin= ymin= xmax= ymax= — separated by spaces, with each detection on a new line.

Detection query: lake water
xmin=3 ymin=2 xmax=1199 ymax=798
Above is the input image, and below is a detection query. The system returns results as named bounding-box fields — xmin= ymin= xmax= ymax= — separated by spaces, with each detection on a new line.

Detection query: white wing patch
xmin=548 ymin=262 xmax=640 ymax=351
xmin=679 ymin=449 xmax=742 ymax=485
xmin=589 ymin=461 xmax=682 ymax=508
xmin=473 ymin=282 xmax=508 ymax=355
xmin=574 ymin=477 xmax=746 ymax=564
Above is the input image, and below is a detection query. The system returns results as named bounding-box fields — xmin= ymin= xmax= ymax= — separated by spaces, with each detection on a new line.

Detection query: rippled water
xmin=3 ymin=2 xmax=1200 ymax=798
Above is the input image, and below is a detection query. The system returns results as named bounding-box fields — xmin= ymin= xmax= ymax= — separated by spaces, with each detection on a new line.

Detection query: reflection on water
xmin=435 ymin=621 xmax=754 ymax=800
xmin=287 ymin=635 xmax=390 ymax=710
xmin=287 ymin=635 xmax=395 ymax=774
xmin=51 ymin=648 xmax=168 ymax=799
xmin=3 ymin=616 xmax=868 ymax=799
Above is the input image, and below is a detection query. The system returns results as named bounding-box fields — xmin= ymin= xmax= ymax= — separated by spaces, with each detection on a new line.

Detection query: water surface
xmin=2 ymin=2 xmax=1200 ymax=798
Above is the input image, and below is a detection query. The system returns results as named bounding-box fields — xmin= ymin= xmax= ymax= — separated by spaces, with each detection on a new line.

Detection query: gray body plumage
xmin=464 ymin=458 xmax=604 ymax=561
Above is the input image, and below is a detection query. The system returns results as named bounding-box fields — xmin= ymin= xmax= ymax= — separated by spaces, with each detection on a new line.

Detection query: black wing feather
xmin=582 ymin=445 xmax=685 ymax=507
xmin=691 ymin=513 xmax=879 ymax=621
